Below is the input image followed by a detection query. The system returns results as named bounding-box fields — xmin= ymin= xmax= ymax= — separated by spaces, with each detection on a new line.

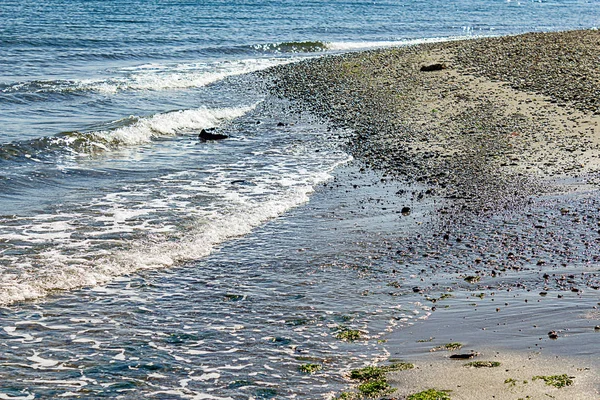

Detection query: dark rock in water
xmin=420 ymin=63 xmax=447 ymax=72
xmin=548 ymin=330 xmax=559 ymax=339
xmin=271 ymin=336 xmax=292 ymax=345
xmin=401 ymin=206 xmax=411 ymax=215
xmin=277 ymin=122 xmax=286 ymax=127
xmin=231 ymin=179 xmax=256 ymax=186
xmin=199 ymin=128 xmax=228 ymax=141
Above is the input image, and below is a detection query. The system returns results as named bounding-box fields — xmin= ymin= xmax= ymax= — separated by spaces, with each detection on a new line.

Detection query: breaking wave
xmin=1 ymin=58 xmax=292 ymax=96
xmin=0 ymin=105 xmax=255 ymax=161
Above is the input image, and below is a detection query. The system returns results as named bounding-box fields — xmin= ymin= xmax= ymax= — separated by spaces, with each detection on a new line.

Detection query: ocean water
xmin=1 ymin=0 xmax=599 ymax=398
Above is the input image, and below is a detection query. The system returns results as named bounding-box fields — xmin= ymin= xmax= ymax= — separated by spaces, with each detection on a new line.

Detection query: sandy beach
xmin=265 ymin=30 xmax=600 ymax=399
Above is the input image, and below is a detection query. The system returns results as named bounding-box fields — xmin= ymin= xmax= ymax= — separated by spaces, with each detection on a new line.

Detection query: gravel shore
xmin=266 ymin=29 xmax=600 ymax=213
xmin=263 ymin=30 xmax=600 ymax=399
xmin=264 ymin=28 xmax=600 ymax=292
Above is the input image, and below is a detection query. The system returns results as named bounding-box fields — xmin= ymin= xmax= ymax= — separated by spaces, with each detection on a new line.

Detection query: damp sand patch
xmin=387 ymin=351 xmax=598 ymax=400
xmin=382 ymin=288 xmax=600 ymax=399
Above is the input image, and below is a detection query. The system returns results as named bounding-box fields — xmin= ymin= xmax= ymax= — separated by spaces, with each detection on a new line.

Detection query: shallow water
xmin=1 ymin=165 xmax=441 ymax=399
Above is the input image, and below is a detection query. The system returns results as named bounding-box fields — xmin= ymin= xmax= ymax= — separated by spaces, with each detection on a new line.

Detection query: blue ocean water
xmin=0 ymin=0 xmax=599 ymax=398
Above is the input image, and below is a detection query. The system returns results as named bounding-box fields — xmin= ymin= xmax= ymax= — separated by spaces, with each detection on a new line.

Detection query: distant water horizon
xmin=0 ymin=0 xmax=599 ymax=398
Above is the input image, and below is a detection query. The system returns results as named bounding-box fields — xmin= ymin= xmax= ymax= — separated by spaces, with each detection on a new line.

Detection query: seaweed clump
xmin=533 ymin=374 xmax=574 ymax=388
xmin=336 ymin=327 xmax=362 ymax=341
xmin=407 ymin=389 xmax=452 ymax=400
xmin=464 ymin=361 xmax=501 ymax=368
xmin=431 ymin=342 xmax=463 ymax=352
xmin=335 ymin=363 xmax=414 ymax=399
xmin=350 ymin=363 xmax=414 ymax=381
xmin=299 ymin=363 xmax=322 ymax=374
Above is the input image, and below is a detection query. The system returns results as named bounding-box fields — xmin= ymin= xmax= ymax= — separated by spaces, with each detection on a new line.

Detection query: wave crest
xmin=1 ymin=58 xmax=291 ymax=96
xmin=0 ymin=105 xmax=255 ymax=162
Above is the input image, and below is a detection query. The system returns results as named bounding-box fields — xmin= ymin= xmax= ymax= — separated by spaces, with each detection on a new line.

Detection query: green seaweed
xmin=504 ymin=378 xmax=517 ymax=387
xmin=357 ymin=379 xmax=395 ymax=397
xmin=532 ymin=374 xmax=574 ymax=388
xmin=336 ymin=327 xmax=362 ymax=341
xmin=299 ymin=363 xmax=322 ymax=374
xmin=444 ymin=342 xmax=463 ymax=350
xmin=464 ymin=361 xmax=501 ymax=368
xmin=349 ymin=363 xmax=414 ymax=381
xmin=339 ymin=362 xmax=414 ymax=399
xmin=407 ymin=388 xmax=452 ymax=400
xmin=432 ymin=342 xmax=463 ymax=351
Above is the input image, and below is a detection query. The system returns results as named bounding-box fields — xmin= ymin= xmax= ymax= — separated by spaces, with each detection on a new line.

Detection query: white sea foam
xmin=0 ymin=153 xmax=351 ymax=306
xmin=82 ymin=104 xmax=256 ymax=148
xmin=27 ymin=352 xmax=61 ymax=369
xmin=326 ymin=36 xmax=475 ymax=51
xmin=0 ymin=106 xmax=351 ymax=307
xmin=5 ymin=58 xmax=293 ymax=95
xmin=0 ymin=394 xmax=35 ymax=400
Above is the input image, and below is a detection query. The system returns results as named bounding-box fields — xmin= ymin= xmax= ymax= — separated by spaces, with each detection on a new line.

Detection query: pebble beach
xmin=265 ymin=29 xmax=600 ymax=399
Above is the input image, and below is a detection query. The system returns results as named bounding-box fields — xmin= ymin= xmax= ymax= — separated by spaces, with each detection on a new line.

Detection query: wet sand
xmin=264 ymin=29 xmax=600 ymax=398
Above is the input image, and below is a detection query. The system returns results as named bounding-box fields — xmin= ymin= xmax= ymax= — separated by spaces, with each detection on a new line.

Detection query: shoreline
xmin=263 ymin=29 xmax=600 ymax=398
